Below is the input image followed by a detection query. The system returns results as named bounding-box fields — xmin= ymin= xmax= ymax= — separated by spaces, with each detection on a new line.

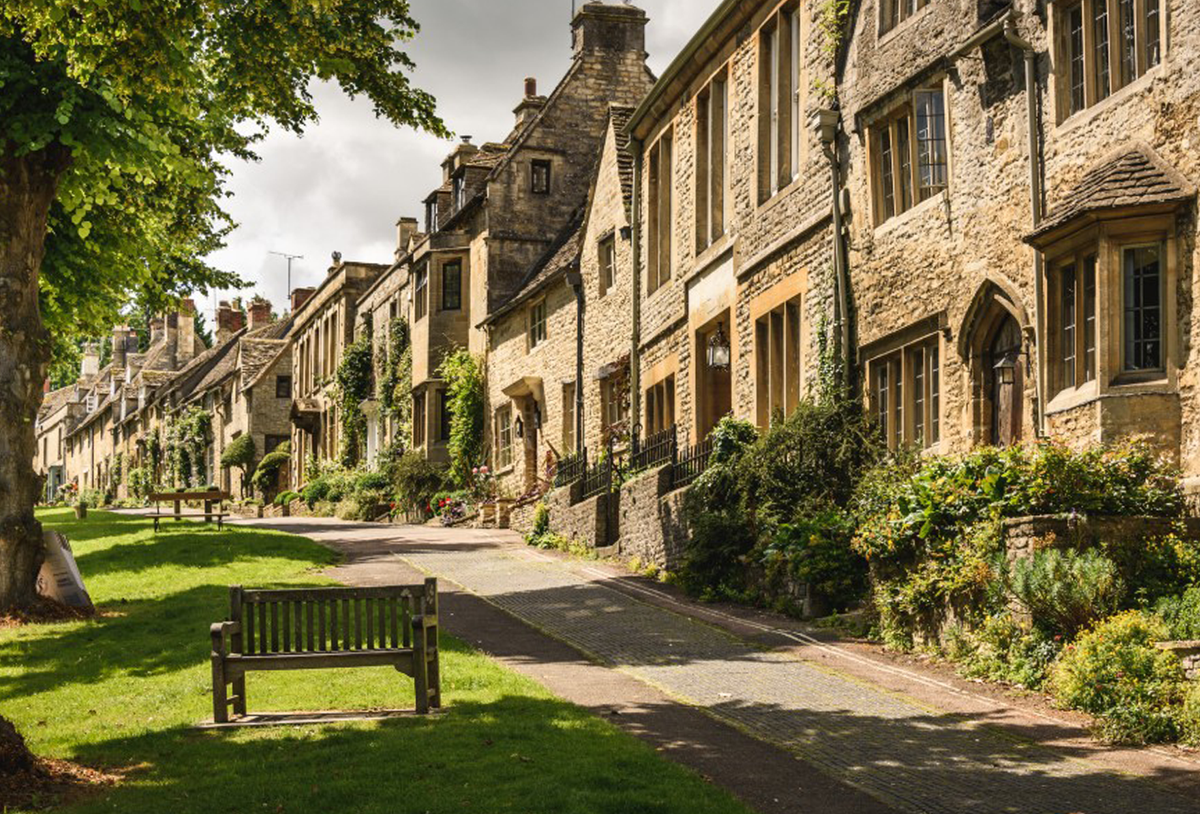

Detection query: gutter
xmin=630 ymin=139 xmax=644 ymax=438
xmin=566 ymin=270 xmax=586 ymax=456
xmin=1002 ymin=16 xmax=1047 ymax=437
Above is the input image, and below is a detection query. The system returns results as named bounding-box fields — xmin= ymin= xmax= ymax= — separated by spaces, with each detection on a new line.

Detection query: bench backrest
xmin=228 ymin=580 xmax=437 ymax=655
xmin=151 ymin=491 xmax=229 ymax=503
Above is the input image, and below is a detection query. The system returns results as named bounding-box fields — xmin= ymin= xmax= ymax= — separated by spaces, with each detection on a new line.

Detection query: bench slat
xmin=306 ymin=602 xmax=315 ymax=652
xmin=244 ymin=599 xmax=256 ymax=655
xmin=282 ymin=602 xmax=291 ymax=651
xmin=390 ymin=599 xmax=399 ymax=648
xmin=341 ymin=599 xmax=351 ymax=652
xmin=258 ymin=602 xmax=268 ymax=655
xmin=224 ymin=650 xmax=414 ymax=675
xmin=241 ymin=586 xmax=427 ymax=603
xmin=270 ymin=602 xmax=280 ymax=653
xmin=319 ymin=601 xmax=328 ymax=652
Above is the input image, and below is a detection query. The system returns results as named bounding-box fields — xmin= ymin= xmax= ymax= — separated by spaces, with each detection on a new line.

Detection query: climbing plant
xmin=379 ymin=316 xmax=413 ymax=453
xmin=335 ymin=328 xmax=374 ymax=468
xmin=164 ymin=407 xmax=213 ymax=488
xmin=220 ymin=434 xmax=257 ymax=497
xmin=438 ymin=348 xmax=485 ymax=488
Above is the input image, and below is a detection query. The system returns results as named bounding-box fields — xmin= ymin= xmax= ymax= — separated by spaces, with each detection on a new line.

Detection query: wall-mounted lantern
xmin=514 ymin=414 xmax=525 ymax=440
xmin=707 ymin=322 xmax=731 ymax=372
xmin=533 ymin=401 xmax=542 ymax=431
xmin=994 ymin=351 xmax=1019 ymax=386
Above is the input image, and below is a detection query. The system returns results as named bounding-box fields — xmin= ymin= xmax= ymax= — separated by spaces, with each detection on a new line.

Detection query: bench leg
xmin=413 ymin=623 xmax=429 ymax=715
xmin=211 ymin=654 xmax=229 ymax=724
xmin=153 ymin=517 xmax=160 ymax=534
xmin=232 ymin=676 xmax=247 ymax=718
xmin=428 ymin=627 xmax=441 ymax=710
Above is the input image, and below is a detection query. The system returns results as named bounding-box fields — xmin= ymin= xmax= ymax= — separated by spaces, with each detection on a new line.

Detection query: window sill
xmin=1045 ymin=381 xmax=1100 ymax=416
xmin=873 ymin=189 xmax=948 ymax=237
xmin=755 ymin=176 xmax=805 ymax=217
xmin=1055 ymin=64 xmax=1164 ymax=133
xmin=694 ymin=233 xmax=734 ymax=273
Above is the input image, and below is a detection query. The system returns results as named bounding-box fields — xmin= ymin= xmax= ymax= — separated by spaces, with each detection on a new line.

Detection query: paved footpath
xmin=231 ymin=516 xmax=1200 ymax=814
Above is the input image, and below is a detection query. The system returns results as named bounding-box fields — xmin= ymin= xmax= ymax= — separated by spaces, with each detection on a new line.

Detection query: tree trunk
xmin=0 ymin=145 xmax=68 ymax=612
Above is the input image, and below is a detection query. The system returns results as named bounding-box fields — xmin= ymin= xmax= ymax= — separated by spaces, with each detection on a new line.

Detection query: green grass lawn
xmin=3 ymin=509 xmax=750 ymax=814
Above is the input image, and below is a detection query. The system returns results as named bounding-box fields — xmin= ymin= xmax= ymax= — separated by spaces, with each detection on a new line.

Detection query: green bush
xmin=274 ymin=490 xmax=301 ymax=507
xmin=946 ymin=615 xmax=1061 ymax=690
xmin=1154 ymin=586 xmax=1200 ymax=640
xmin=220 ymin=434 xmax=256 ymax=472
xmin=251 ymin=442 xmax=291 ymax=499
xmin=525 ymin=502 xmax=552 ymax=547
xmin=388 ymin=451 xmax=447 ymax=515
xmin=1010 ymin=548 xmax=1123 ymax=638
xmin=1179 ymin=681 xmax=1200 ymax=747
xmin=1104 ymin=529 xmax=1200 ymax=607
xmin=438 ymin=349 xmax=486 ymax=488
xmin=758 ymin=510 xmax=866 ymax=612
xmin=1051 ymin=611 xmax=1185 ymax=744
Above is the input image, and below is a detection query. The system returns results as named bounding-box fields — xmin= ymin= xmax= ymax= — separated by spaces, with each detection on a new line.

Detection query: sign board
xmin=36 ymin=530 xmax=94 ymax=611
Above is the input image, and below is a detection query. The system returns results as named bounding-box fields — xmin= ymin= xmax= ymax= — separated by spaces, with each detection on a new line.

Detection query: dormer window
xmin=425 ymin=200 xmax=439 ymax=233
xmin=531 ymin=160 xmax=551 ymax=195
xmin=452 ymin=175 xmax=468 ymax=210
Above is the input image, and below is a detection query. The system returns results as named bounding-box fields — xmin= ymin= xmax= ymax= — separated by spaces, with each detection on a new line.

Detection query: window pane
xmin=790 ymin=10 xmax=800 ymax=184
xmin=929 ymin=346 xmax=940 ymax=444
xmin=879 ymin=128 xmax=896 ymax=221
xmin=1068 ymin=4 xmax=1086 ymax=114
xmin=1146 ymin=0 xmax=1161 ymax=68
xmin=1123 ymin=245 xmax=1162 ymax=371
xmin=896 ymin=116 xmax=913 ymax=212
xmin=713 ymin=77 xmax=728 ymax=242
xmin=1062 ymin=266 xmax=1077 ymax=389
xmin=1094 ymin=0 xmax=1112 ymax=101
xmin=1084 ymin=254 xmax=1097 ymax=382
xmin=442 ymin=263 xmax=461 ymax=311
xmin=876 ymin=364 xmax=889 ymax=440
xmin=769 ymin=25 xmax=780 ymax=195
xmin=915 ymin=90 xmax=948 ymax=200
xmin=912 ymin=351 xmax=925 ymax=446
xmin=1119 ymin=0 xmax=1137 ymax=86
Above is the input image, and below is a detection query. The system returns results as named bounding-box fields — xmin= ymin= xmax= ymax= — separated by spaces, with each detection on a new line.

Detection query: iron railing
xmin=554 ymin=449 xmax=587 ymax=488
xmin=672 ymin=436 xmax=713 ymax=489
xmin=631 ymin=424 xmax=676 ymax=472
xmin=581 ymin=454 xmax=613 ymax=500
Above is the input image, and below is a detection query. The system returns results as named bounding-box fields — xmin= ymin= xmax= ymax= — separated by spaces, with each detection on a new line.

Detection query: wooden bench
xmin=150 ymin=490 xmax=229 ymax=532
xmin=209 ymin=580 xmax=441 ymax=723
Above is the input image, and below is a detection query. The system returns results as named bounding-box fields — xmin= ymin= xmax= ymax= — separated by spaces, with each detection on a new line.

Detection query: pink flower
xmin=481 ymin=466 xmax=490 ymax=474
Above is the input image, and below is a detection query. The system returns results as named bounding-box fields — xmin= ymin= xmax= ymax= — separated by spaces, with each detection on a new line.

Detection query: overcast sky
xmin=201 ymin=0 xmax=721 ymax=324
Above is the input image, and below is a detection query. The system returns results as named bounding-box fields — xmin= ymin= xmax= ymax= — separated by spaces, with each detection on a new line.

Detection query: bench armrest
xmin=210 ymin=621 xmax=241 ymax=656
xmin=412 ymin=614 xmax=438 ymax=630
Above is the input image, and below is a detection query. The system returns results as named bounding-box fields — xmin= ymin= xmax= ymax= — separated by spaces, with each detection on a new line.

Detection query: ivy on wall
xmin=335 ymin=325 xmax=374 ymax=468
xmin=378 ymin=316 xmax=413 ymax=453
xmin=164 ymin=407 xmax=213 ymax=488
xmin=438 ymin=348 xmax=485 ymax=488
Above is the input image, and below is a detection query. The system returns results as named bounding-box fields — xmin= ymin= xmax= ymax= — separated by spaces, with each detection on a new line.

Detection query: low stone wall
xmin=1003 ymin=515 xmax=1200 ymax=563
xmin=616 ymin=467 xmax=690 ymax=569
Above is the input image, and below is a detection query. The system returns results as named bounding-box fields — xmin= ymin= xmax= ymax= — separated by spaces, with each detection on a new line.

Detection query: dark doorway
xmin=988 ymin=316 xmax=1023 ymax=447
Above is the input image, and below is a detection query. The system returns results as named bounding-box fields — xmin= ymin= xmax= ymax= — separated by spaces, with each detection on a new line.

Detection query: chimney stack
xmin=111 ymin=325 xmax=130 ymax=370
xmin=513 ymin=76 xmax=547 ymax=129
xmin=572 ymin=2 xmax=647 ymax=57
xmin=291 ymin=287 xmax=317 ymax=314
xmin=248 ymin=298 xmax=273 ymax=331
xmin=81 ymin=342 xmax=101 ymax=378
xmin=150 ymin=317 xmax=165 ymax=347
xmin=216 ymin=301 xmax=245 ymax=345
xmin=177 ymin=299 xmax=197 ymax=363
xmin=396 ymin=217 xmax=419 ymax=257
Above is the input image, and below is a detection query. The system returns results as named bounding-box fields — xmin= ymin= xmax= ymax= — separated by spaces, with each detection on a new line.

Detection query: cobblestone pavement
xmin=390 ymin=545 xmax=1196 ymax=814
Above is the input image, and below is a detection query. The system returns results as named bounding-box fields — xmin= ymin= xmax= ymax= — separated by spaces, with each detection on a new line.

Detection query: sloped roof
xmin=240 ymin=339 xmax=288 ymax=391
xmin=1027 ymin=145 xmax=1196 ymax=244
xmin=483 ymin=209 xmax=585 ymax=326
xmin=38 ymin=386 xmax=75 ymax=423
xmin=609 ymin=105 xmax=636 ymax=220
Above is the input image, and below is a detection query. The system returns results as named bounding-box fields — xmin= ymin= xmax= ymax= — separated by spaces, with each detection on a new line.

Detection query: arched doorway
xmin=987 ymin=316 xmax=1023 ymax=447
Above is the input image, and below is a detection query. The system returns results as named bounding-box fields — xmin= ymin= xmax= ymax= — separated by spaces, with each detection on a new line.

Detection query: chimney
xmin=167 ymin=299 xmax=196 ymax=369
xmin=249 ymin=298 xmax=273 ymax=331
xmin=572 ymin=2 xmax=647 ymax=58
xmin=291 ymin=287 xmax=316 ymax=313
xmin=150 ymin=317 xmax=165 ymax=347
xmin=216 ymin=301 xmax=245 ymax=345
xmin=396 ymin=217 xmax=419 ymax=256
xmin=81 ymin=342 xmax=100 ymax=378
xmin=514 ymin=76 xmax=547 ymax=129
xmin=44 ymin=378 xmax=51 ymax=395
xmin=111 ymin=325 xmax=130 ymax=370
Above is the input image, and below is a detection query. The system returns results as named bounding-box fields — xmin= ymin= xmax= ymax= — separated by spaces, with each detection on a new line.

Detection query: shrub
xmin=251 ymin=442 xmax=291 ymax=500
xmin=274 ymin=490 xmax=301 ymax=507
xmin=526 ymin=503 xmax=556 ymax=548
xmin=1010 ymin=548 xmax=1123 ymax=638
xmin=1179 ymin=681 xmax=1200 ymax=747
xmin=757 ymin=510 xmax=866 ymax=612
xmin=220 ymin=434 xmax=257 ymax=493
xmin=1104 ymin=529 xmax=1200 ymax=607
xmin=948 ymin=614 xmax=1061 ymax=690
xmin=388 ymin=451 xmax=447 ymax=516
xmin=1051 ymin=611 xmax=1185 ymax=744
xmin=1154 ymin=586 xmax=1200 ymax=640
xmin=438 ymin=349 xmax=486 ymax=488
xmin=127 ymin=466 xmax=153 ymax=500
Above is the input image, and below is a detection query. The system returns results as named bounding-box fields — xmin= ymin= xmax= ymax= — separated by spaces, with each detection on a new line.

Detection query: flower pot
xmin=74 ymin=505 xmax=87 ymax=520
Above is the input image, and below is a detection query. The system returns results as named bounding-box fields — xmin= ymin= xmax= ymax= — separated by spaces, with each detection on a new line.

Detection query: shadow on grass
xmin=64 ymin=694 xmax=750 ymax=814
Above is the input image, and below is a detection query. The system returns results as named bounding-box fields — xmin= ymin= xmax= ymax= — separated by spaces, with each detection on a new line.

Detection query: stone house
xmin=289 ymin=260 xmax=387 ymax=487
xmin=351 ymin=2 xmax=654 ymax=481
xmin=180 ymin=299 xmax=294 ymax=498
xmin=482 ymin=105 xmax=646 ymax=498
xmin=626 ymin=0 xmax=839 ymax=452
xmin=837 ymin=0 xmax=1200 ymax=491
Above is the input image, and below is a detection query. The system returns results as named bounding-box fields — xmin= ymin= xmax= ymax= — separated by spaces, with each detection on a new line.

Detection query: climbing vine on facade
xmin=438 ymin=348 xmax=485 ymax=488
xmin=379 ymin=316 xmax=413 ymax=453
xmin=335 ymin=329 xmax=374 ymax=467
xmin=164 ymin=408 xmax=213 ymax=487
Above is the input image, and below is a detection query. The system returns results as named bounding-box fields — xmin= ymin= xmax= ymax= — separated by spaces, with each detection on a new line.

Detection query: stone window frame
xmin=756 ymin=1 xmax=804 ymax=205
xmin=695 ymin=67 xmax=730 ymax=254
xmin=753 ymin=293 xmax=804 ymax=429
xmin=1046 ymin=249 xmax=1099 ymax=398
xmin=275 ymin=375 xmax=292 ymax=399
xmin=866 ymin=78 xmax=950 ymax=227
xmin=597 ymin=232 xmax=617 ymax=298
xmin=527 ymin=298 xmax=548 ymax=351
xmin=441 ymin=260 xmax=462 ymax=312
xmin=562 ymin=381 xmax=577 ymax=453
xmin=531 ymin=160 xmax=552 ymax=195
xmin=865 ymin=331 xmax=943 ymax=452
xmin=437 ymin=389 xmax=453 ymax=443
xmin=425 ymin=198 xmax=439 ymax=234
xmin=646 ymin=127 xmax=674 ymax=296
xmin=452 ymin=171 xmax=468 ymax=212
xmin=1054 ymin=0 xmax=1164 ymax=123
xmin=644 ymin=374 xmax=676 ymax=436
xmin=879 ymin=0 xmax=931 ymax=39
xmin=1041 ymin=214 xmax=1180 ymax=414
xmin=495 ymin=404 xmax=514 ymax=471
xmin=601 ymin=372 xmax=630 ymax=437
xmin=414 ymin=266 xmax=429 ymax=322
xmin=412 ymin=390 xmax=427 ymax=450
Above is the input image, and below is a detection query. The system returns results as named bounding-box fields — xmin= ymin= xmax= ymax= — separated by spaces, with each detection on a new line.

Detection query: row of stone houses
xmin=34 ymin=297 xmax=298 ymax=502
xmin=35 ymin=0 xmax=1200 ymax=566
